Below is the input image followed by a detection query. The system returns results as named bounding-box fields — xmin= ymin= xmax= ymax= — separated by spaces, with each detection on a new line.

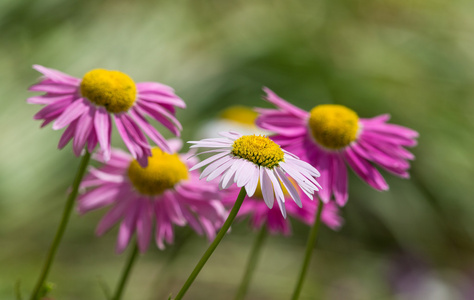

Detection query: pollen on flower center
xmin=231 ymin=135 xmax=284 ymax=169
xmin=127 ymin=148 xmax=189 ymax=196
xmin=308 ymin=104 xmax=359 ymax=150
xmin=80 ymin=69 xmax=137 ymax=113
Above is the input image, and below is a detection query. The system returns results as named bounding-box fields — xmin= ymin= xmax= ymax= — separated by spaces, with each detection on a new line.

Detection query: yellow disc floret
xmin=80 ymin=69 xmax=137 ymax=113
xmin=231 ymin=135 xmax=284 ymax=169
xmin=220 ymin=106 xmax=258 ymax=126
xmin=127 ymin=148 xmax=189 ymax=196
xmin=308 ymin=104 xmax=359 ymax=150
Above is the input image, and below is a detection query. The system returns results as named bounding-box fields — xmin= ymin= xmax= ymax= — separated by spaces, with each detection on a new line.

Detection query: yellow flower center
xmin=252 ymin=178 xmax=295 ymax=199
xmin=127 ymin=148 xmax=189 ymax=196
xmin=308 ymin=104 xmax=359 ymax=150
xmin=220 ymin=106 xmax=258 ymax=126
xmin=231 ymin=135 xmax=284 ymax=169
xmin=80 ymin=69 xmax=137 ymax=113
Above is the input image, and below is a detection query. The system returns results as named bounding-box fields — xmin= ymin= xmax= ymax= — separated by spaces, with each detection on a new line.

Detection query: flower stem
xmin=173 ymin=187 xmax=247 ymax=300
xmin=112 ymin=243 xmax=140 ymax=300
xmin=29 ymin=152 xmax=91 ymax=300
xmin=234 ymin=224 xmax=267 ymax=300
xmin=290 ymin=200 xmax=323 ymax=300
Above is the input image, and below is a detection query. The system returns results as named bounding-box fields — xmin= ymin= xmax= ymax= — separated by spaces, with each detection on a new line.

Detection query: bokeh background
xmin=2 ymin=0 xmax=474 ymax=299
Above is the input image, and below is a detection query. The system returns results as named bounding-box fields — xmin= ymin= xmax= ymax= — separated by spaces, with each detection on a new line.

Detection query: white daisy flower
xmin=188 ymin=131 xmax=321 ymax=218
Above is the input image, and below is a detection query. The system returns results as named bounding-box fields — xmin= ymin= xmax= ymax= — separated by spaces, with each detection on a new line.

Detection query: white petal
xmin=207 ymin=157 xmax=235 ymax=181
xmin=200 ymin=156 xmax=232 ymax=179
xmin=189 ymin=151 xmax=229 ymax=171
xmin=220 ymin=158 xmax=241 ymax=189
xmin=276 ymin=194 xmax=287 ymax=219
xmin=218 ymin=131 xmax=242 ymax=139
xmin=266 ymin=168 xmax=285 ymax=204
xmin=235 ymin=161 xmax=255 ymax=187
xmin=275 ymin=167 xmax=302 ymax=207
xmin=260 ymin=166 xmax=274 ymax=208
xmin=280 ymin=161 xmax=321 ymax=190
xmin=188 ymin=149 xmax=229 ymax=159
xmin=244 ymin=164 xmax=260 ymax=197
xmin=285 ymin=155 xmax=321 ymax=177
xmin=220 ymin=171 xmax=236 ymax=190
xmin=282 ymin=149 xmax=300 ymax=159
xmin=189 ymin=143 xmax=232 ymax=148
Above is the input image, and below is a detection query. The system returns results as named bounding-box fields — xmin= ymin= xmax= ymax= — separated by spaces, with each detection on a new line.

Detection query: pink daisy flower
xmin=188 ymin=131 xmax=322 ymax=218
xmin=77 ymin=140 xmax=226 ymax=253
xmin=28 ymin=65 xmax=185 ymax=166
xmin=256 ymin=88 xmax=419 ymax=206
xmin=223 ymin=183 xmax=343 ymax=235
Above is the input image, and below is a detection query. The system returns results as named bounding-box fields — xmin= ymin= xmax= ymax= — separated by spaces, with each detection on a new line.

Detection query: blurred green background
xmin=1 ymin=0 xmax=474 ymax=299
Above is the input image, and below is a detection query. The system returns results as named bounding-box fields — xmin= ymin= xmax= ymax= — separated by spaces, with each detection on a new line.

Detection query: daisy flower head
xmin=188 ymin=131 xmax=322 ymax=218
xmin=28 ymin=65 xmax=186 ymax=166
xmin=197 ymin=106 xmax=269 ymax=138
xmin=78 ymin=139 xmax=226 ymax=253
xmin=223 ymin=181 xmax=343 ymax=235
xmin=256 ymin=87 xmax=419 ymax=206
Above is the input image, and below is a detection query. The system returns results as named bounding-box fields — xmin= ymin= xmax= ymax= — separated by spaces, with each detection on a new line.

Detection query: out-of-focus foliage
xmin=1 ymin=0 xmax=473 ymax=299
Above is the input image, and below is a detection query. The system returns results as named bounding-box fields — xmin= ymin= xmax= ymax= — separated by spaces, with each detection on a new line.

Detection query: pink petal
xmin=58 ymin=120 xmax=78 ymax=149
xmin=53 ymin=98 xmax=89 ymax=130
xmin=262 ymin=87 xmax=309 ymax=119
xmin=33 ymin=96 xmax=73 ymax=120
xmin=136 ymin=101 xmax=182 ymax=134
xmin=94 ymin=108 xmax=112 ymax=161
xmin=73 ymin=106 xmax=94 ymax=156
xmin=136 ymin=82 xmax=175 ymax=95
xmin=96 ymin=199 xmax=129 ymax=235
xmin=28 ymin=94 xmax=74 ymax=105
xmin=138 ymin=93 xmax=186 ymax=109
xmin=163 ymin=193 xmax=186 ymax=226
xmin=29 ymin=83 xmax=77 ymax=94
xmin=362 ymin=131 xmax=417 ymax=147
xmin=78 ymin=184 xmax=123 ymax=213
xmin=128 ymin=108 xmax=171 ymax=152
xmin=332 ymin=154 xmax=348 ymax=206
xmin=136 ymin=200 xmax=152 ymax=253
xmin=87 ymin=127 xmax=98 ymax=153
xmin=317 ymin=151 xmax=332 ymax=203
xmin=116 ymin=202 xmax=139 ymax=253
xmin=115 ymin=114 xmax=152 ymax=164
xmin=344 ymin=147 xmax=388 ymax=191
xmin=33 ymin=65 xmax=80 ymax=85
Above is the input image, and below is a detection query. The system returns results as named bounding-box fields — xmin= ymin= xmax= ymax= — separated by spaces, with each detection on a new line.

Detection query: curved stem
xmin=234 ymin=224 xmax=267 ymax=300
xmin=112 ymin=244 xmax=140 ymax=300
xmin=173 ymin=187 xmax=247 ymax=300
xmin=290 ymin=200 xmax=323 ymax=300
xmin=29 ymin=152 xmax=91 ymax=300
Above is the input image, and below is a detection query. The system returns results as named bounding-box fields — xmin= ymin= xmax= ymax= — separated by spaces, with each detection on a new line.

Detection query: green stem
xmin=112 ymin=244 xmax=140 ymax=300
xmin=234 ymin=224 xmax=267 ymax=300
xmin=173 ymin=187 xmax=247 ymax=300
xmin=15 ymin=280 xmax=23 ymax=300
xmin=29 ymin=152 xmax=91 ymax=300
xmin=290 ymin=200 xmax=323 ymax=300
